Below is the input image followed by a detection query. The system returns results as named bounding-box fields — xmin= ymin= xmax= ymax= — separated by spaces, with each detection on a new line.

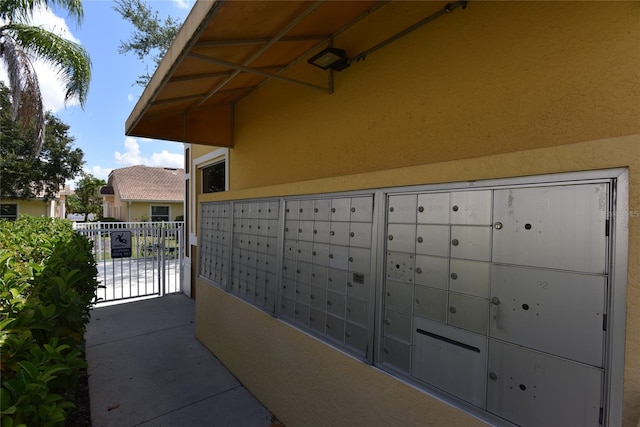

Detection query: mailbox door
xmin=492 ymin=184 xmax=608 ymax=273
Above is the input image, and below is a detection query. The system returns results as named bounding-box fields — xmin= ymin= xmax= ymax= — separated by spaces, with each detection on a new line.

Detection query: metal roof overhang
xmin=125 ymin=0 xmax=388 ymax=147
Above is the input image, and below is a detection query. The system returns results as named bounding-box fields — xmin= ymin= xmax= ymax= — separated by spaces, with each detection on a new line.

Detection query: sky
xmin=0 ymin=0 xmax=195 ymax=186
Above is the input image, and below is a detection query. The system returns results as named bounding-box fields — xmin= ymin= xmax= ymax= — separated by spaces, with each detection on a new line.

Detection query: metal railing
xmin=74 ymin=221 xmax=184 ymax=303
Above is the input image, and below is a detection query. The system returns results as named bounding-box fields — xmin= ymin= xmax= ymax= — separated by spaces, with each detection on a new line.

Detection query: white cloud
xmin=0 ymin=5 xmax=81 ymax=113
xmin=173 ymin=0 xmax=193 ymax=10
xmin=114 ymin=137 xmax=184 ymax=169
xmin=88 ymin=166 xmax=113 ymax=182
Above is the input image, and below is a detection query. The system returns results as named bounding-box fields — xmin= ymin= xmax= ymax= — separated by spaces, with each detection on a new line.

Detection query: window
xmin=0 ymin=204 xmax=18 ymax=220
xmin=151 ymin=206 xmax=170 ymax=222
xmin=202 ymin=161 xmax=226 ymax=193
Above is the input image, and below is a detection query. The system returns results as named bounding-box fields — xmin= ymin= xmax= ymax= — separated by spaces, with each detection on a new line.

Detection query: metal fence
xmin=74 ymin=221 xmax=184 ymax=303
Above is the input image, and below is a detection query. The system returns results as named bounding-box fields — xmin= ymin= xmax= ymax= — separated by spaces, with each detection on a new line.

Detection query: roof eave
xmin=125 ymin=0 xmax=232 ymax=147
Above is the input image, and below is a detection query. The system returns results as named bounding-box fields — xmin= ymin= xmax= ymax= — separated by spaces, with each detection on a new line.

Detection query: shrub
xmin=0 ymin=216 xmax=99 ymax=426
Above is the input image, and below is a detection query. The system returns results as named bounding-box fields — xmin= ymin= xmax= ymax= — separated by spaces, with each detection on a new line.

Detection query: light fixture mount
xmin=307 ymin=47 xmax=351 ymax=71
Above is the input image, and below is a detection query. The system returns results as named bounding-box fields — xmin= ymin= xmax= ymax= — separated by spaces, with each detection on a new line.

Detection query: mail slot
xmin=412 ymin=317 xmax=487 ymax=408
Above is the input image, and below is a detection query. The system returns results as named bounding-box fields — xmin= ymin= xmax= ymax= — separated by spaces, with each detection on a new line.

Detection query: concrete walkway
xmin=85 ymin=294 xmax=274 ymax=427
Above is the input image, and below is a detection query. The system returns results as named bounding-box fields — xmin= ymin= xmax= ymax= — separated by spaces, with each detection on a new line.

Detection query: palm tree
xmin=0 ymin=0 xmax=91 ymax=156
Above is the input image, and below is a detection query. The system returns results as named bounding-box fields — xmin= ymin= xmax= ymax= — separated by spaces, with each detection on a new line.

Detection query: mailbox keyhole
xmin=519 ymin=384 xmax=527 ymax=391
xmin=522 ymin=303 xmax=530 ymax=310
xmin=525 ymin=223 xmax=532 ymax=230
xmin=395 ymin=264 xmax=401 ymax=269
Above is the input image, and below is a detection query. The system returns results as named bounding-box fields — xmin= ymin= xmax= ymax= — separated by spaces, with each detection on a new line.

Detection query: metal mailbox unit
xmin=197 ymin=169 xmax=627 ymax=427
xmin=379 ymin=170 xmax=628 ymax=427
xmin=281 ymin=195 xmax=376 ymax=359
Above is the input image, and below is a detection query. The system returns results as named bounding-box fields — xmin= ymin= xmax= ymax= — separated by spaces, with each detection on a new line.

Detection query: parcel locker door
xmin=492 ymin=184 xmax=608 ymax=273
xmin=412 ymin=317 xmax=487 ymax=408
xmin=487 ymin=340 xmax=603 ymax=427
xmin=490 ymin=265 xmax=606 ymax=367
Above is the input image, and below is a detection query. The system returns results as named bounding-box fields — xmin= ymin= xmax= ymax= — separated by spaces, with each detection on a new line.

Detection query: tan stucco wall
xmin=193 ymin=2 xmax=640 ymax=426
xmin=4 ymin=199 xmax=51 ymax=217
xmin=126 ymin=202 xmax=184 ymax=222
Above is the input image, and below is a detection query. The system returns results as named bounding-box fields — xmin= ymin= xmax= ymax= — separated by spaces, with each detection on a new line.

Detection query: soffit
xmin=125 ymin=0 xmax=383 ymax=147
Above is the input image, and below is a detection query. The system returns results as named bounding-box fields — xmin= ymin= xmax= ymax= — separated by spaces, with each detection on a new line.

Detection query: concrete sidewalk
xmin=85 ymin=294 xmax=274 ymax=427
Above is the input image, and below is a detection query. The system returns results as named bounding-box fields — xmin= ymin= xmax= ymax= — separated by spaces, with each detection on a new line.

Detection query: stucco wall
xmin=194 ymin=2 xmax=640 ymax=426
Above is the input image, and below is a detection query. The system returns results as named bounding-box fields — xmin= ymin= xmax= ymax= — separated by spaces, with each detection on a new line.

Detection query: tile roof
xmin=108 ymin=165 xmax=184 ymax=202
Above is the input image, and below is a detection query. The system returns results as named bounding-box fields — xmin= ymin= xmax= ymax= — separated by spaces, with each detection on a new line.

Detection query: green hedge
xmin=0 ymin=216 xmax=99 ymax=427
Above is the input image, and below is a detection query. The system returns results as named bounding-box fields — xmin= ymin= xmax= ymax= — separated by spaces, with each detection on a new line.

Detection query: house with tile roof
xmin=1 ymin=185 xmax=72 ymax=221
xmin=100 ymin=165 xmax=184 ymax=222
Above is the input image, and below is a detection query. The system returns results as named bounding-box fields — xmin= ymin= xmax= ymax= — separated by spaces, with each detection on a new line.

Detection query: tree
xmin=113 ymin=0 xmax=182 ymax=87
xmin=0 ymin=81 xmax=84 ymax=200
xmin=0 ymin=0 xmax=92 ymax=155
xmin=66 ymin=173 xmax=105 ymax=221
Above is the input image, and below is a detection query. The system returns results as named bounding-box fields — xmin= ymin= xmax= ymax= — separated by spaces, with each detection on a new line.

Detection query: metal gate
xmin=74 ymin=221 xmax=184 ymax=303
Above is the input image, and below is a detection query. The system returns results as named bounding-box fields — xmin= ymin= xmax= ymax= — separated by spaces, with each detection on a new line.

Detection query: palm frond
xmin=3 ymin=23 xmax=91 ymax=107
xmin=0 ymin=0 xmax=83 ymax=25
xmin=0 ymin=34 xmax=45 ymax=154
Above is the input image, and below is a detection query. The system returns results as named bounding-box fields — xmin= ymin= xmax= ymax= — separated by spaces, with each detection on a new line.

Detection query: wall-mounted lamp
xmin=307 ymin=48 xmax=351 ymax=71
